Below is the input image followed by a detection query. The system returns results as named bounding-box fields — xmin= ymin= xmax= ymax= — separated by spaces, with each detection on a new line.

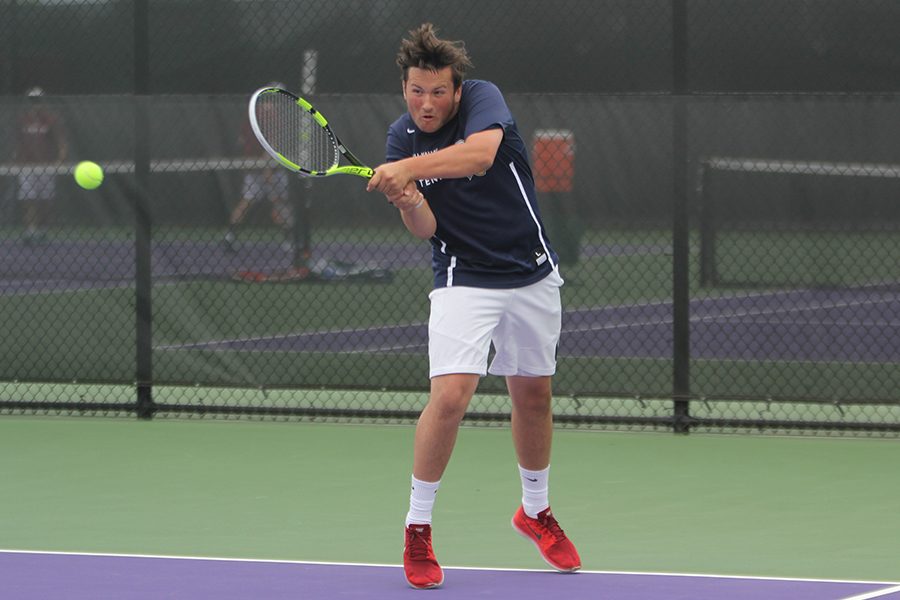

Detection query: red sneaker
xmin=403 ymin=524 xmax=444 ymax=589
xmin=512 ymin=506 xmax=581 ymax=572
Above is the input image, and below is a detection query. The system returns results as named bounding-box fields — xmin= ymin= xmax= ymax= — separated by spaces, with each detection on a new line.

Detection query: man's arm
xmin=367 ymin=128 xmax=503 ymax=202
xmin=396 ymin=184 xmax=436 ymax=240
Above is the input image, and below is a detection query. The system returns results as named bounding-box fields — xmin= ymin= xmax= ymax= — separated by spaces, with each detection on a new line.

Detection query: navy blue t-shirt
xmin=385 ymin=79 xmax=558 ymax=289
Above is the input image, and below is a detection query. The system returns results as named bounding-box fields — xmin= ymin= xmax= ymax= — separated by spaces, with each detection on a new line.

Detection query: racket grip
xmin=351 ymin=166 xmax=375 ymax=179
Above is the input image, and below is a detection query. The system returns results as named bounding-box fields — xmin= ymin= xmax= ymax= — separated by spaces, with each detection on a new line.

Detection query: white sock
xmin=405 ymin=476 xmax=440 ymax=527
xmin=519 ymin=464 xmax=550 ymax=518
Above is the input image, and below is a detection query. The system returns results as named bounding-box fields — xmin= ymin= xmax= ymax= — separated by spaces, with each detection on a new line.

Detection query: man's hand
xmin=394 ymin=183 xmax=436 ymax=240
xmin=393 ymin=182 xmax=424 ymax=212
xmin=366 ymin=160 xmax=416 ymax=204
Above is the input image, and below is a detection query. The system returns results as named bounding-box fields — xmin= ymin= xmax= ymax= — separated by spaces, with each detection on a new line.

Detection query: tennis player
xmin=367 ymin=23 xmax=581 ymax=589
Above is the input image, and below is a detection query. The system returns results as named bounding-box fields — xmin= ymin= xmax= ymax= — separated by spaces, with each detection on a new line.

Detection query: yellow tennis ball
xmin=74 ymin=161 xmax=104 ymax=190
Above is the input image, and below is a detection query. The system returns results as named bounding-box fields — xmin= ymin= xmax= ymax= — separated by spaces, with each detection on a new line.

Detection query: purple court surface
xmin=3 ymin=551 xmax=899 ymax=600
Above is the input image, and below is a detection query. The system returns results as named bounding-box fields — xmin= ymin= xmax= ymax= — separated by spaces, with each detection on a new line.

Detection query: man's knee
xmin=428 ymin=375 xmax=478 ymax=420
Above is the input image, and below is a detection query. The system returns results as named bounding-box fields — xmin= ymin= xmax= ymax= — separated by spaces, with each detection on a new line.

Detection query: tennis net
xmin=697 ymin=156 xmax=900 ymax=289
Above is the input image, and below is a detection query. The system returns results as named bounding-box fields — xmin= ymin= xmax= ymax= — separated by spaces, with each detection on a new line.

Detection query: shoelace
xmin=406 ymin=527 xmax=431 ymax=560
xmin=538 ymin=513 xmax=567 ymax=542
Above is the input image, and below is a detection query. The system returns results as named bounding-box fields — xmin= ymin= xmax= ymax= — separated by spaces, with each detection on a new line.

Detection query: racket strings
xmin=255 ymin=92 xmax=338 ymax=173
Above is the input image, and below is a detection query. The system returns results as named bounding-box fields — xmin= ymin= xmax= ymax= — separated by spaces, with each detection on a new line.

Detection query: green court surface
xmin=1 ymin=417 xmax=898 ymax=582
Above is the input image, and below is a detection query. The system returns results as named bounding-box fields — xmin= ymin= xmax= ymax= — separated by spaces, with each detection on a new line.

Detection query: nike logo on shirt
xmin=407 ymin=128 xmax=415 ymax=134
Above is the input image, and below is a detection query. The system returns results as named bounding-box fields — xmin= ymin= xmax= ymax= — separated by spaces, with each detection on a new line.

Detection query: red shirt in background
xmin=17 ymin=107 xmax=66 ymax=163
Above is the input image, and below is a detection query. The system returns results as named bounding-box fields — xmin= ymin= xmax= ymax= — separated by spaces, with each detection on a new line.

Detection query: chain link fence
xmin=1 ymin=0 xmax=899 ymax=435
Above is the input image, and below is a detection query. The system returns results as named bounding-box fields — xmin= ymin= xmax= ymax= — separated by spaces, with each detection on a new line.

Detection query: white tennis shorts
xmin=428 ymin=269 xmax=564 ymax=378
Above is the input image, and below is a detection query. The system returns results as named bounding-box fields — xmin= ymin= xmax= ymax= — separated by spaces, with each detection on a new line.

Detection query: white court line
xmin=1 ymin=549 xmax=897 ymax=588
xmin=153 ymin=321 xmax=427 ymax=352
xmin=152 ymin=292 xmax=845 ymax=352
xmin=563 ymin=295 xmax=900 ymax=336
xmin=840 ymin=585 xmax=900 ymax=600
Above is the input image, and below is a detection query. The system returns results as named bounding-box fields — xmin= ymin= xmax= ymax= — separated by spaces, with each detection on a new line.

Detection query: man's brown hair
xmin=396 ymin=23 xmax=473 ymax=88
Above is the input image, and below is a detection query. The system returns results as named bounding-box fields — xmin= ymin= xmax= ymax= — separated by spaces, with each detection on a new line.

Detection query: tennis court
xmin=1 ymin=418 xmax=898 ymax=598
xmin=3 ymin=3 xmax=900 ymax=598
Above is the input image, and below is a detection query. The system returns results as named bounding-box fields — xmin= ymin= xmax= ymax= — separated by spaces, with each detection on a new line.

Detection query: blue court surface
xmin=3 ymin=551 xmax=899 ymax=599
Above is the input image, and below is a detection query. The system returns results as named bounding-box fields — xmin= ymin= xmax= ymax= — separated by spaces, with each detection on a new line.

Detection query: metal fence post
xmin=672 ymin=0 xmax=691 ymax=433
xmin=134 ymin=0 xmax=154 ymax=420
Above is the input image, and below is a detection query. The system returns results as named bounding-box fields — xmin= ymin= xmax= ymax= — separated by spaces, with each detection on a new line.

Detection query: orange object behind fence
xmin=532 ymin=129 xmax=575 ymax=193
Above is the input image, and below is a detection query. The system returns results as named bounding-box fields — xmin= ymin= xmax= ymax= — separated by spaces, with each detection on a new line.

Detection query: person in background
xmin=224 ymin=82 xmax=294 ymax=254
xmin=15 ymin=86 xmax=67 ymax=244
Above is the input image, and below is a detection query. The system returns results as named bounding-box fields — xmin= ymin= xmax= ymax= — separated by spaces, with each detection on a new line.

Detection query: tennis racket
xmin=248 ymin=86 xmax=374 ymax=179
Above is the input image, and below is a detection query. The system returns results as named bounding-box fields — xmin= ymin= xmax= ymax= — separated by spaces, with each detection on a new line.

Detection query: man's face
xmin=402 ymin=66 xmax=462 ymax=134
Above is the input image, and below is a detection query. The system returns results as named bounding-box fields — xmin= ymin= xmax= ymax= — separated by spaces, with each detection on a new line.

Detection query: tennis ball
xmin=74 ymin=161 xmax=104 ymax=190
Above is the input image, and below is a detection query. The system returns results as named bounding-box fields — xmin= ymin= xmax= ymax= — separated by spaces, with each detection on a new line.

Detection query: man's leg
xmin=403 ymin=372 xmax=479 ymax=590
xmin=405 ymin=283 xmax=499 ymax=589
xmin=225 ymin=172 xmax=263 ymax=251
xmin=407 ymin=372 xmax=479 ymax=527
xmin=508 ymin=374 xmax=581 ymax=572
xmin=229 ymin=199 xmax=251 ymax=225
xmin=508 ymin=375 xmax=553 ymax=471
xmin=268 ymin=169 xmax=294 ymax=252
xmin=413 ymin=373 xmax=479 ymax=481
xmin=223 ymin=198 xmax=250 ymax=251
xmin=269 ymin=195 xmax=295 ymax=253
